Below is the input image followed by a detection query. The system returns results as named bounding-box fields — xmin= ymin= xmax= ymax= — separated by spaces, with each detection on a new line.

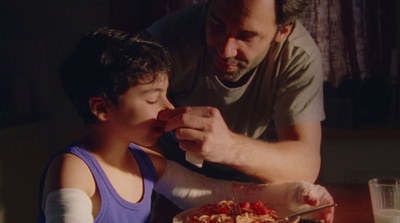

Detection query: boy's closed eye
xmin=146 ymin=99 xmax=158 ymax=104
xmin=144 ymin=91 xmax=163 ymax=105
xmin=142 ymin=89 xmax=162 ymax=105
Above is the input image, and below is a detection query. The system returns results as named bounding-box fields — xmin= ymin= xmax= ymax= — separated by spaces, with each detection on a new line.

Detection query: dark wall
xmin=0 ymin=0 xmax=109 ymax=130
xmin=0 ymin=1 xmax=109 ymax=222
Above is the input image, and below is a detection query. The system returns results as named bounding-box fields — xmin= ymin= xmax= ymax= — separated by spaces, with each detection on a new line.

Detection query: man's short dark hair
xmin=275 ymin=0 xmax=309 ymax=29
xmin=60 ymin=27 xmax=172 ymax=124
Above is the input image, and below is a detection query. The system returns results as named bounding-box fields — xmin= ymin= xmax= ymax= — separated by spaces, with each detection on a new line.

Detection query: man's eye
xmin=239 ymin=32 xmax=256 ymax=41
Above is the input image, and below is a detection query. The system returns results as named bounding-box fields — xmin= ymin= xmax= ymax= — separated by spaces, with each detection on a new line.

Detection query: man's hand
xmin=158 ymin=106 xmax=322 ymax=183
xmin=158 ymin=106 xmax=237 ymax=164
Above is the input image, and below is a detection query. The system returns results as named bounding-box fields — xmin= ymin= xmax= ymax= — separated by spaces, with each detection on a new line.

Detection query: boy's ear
xmin=89 ymin=97 xmax=110 ymax=121
xmin=274 ymin=24 xmax=293 ymax=43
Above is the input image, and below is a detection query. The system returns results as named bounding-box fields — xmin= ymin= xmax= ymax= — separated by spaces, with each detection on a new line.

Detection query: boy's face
xmin=107 ymin=74 xmax=174 ymax=147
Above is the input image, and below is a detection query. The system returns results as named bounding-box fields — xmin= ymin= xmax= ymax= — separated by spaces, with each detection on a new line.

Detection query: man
xmin=147 ymin=0 xmax=324 ymax=184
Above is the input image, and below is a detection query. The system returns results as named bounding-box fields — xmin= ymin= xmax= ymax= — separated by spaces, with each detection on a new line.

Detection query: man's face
xmin=206 ymin=0 xmax=279 ymax=83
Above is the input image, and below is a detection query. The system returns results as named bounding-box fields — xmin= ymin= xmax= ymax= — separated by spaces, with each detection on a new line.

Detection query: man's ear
xmin=274 ymin=24 xmax=293 ymax=43
xmin=89 ymin=97 xmax=110 ymax=121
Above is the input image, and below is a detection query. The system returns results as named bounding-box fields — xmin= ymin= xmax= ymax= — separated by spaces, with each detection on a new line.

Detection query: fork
xmin=230 ymin=197 xmax=242 ymax=216
xmin=275 ymin=203 xmax=336 ymax=222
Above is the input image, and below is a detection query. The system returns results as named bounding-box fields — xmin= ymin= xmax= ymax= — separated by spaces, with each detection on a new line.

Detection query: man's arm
xmin=158 ymin=107 xmax=321 ymax=183
xmin=229 ymin=121 xmax=321 ymax=183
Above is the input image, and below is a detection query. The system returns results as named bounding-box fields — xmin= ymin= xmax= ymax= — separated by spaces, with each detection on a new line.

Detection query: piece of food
xmin=184 ymin=200 xmax=277 ymax=223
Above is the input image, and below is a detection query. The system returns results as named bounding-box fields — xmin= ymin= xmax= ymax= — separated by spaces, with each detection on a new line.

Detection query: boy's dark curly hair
xmin=60 ymin=27 xmax=172 ymax=124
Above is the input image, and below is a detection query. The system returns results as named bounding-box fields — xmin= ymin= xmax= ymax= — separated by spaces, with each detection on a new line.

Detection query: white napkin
xmin=185 ymin=152 xmax=203 ymax=168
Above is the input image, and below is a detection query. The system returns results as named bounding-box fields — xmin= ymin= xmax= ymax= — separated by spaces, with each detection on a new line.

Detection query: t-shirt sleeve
xmin=272 ymin=44 xmax=325 ymax=129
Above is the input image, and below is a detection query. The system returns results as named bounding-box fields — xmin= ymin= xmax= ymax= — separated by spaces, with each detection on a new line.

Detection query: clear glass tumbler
xmin=369 ymin=178 xmax=400 ymax=223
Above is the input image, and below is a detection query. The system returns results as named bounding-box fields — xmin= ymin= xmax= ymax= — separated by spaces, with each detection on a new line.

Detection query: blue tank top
xmin=38 ymin=143 xmax=157 ymax=223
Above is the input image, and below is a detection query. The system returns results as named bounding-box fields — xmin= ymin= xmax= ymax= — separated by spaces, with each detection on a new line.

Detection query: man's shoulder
xmin=260 ymin=21 xmax=323 ymax=84
xmin=286 ymin=21 xmax=321 ymax=58
xmin=268 ymin=21 xmax=322 ymax=73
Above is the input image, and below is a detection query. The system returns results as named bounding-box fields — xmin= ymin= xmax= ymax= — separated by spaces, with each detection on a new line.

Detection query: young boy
xmin=38 ymin=27 xmax=334 ymax=223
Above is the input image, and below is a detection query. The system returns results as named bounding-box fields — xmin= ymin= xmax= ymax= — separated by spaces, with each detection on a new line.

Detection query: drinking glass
xmin=369 ymin=178 xmax=400 ymax=223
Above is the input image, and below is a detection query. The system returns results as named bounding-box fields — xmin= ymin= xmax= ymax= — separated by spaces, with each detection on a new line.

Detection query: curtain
xmin=302 ymin=0 xmax=399 ymax=124
xmin=123 ymin=0 xmax=395 ymax=88
xmin=161 ymin=0 xmax=394 ymax=87
xmin=302 ymin=0 xmax=372 ymax=86
xmin=302 ymin=0 xmax=348 ymax=86
xmin=302 ymin=0 xmax=397 ymax=88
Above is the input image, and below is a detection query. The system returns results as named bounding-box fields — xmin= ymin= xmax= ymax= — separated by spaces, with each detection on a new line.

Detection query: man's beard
xmin=211 ymin=55 xmax=250 ymax=83
xmin=215 ymin=67 xmax=247 ymax=83
xmin=213 ymin=56 xmax=261 ymax=85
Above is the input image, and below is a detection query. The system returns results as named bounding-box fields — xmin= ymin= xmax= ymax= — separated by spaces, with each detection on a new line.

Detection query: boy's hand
xmin=285 ymin=182 xmax=335 ymax=223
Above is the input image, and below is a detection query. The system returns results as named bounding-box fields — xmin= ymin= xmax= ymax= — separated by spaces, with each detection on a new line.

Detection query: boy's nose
xmin=164 ymin=98 xmax=175 ymax=110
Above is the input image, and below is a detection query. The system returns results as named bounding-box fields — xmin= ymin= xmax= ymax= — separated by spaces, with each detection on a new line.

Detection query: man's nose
xmin=218 ymin=37 xmax=238 ymax=58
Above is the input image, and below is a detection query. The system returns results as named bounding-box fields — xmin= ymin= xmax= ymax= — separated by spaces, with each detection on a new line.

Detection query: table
xmin=324 ymin=184 xmax=374 ymax=223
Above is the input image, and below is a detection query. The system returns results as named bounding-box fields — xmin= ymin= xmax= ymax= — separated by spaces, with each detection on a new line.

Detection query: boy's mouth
xmin=153 ymin=119 xmax=166 ymax=134
xmin=154 ymin=126 xmax=165 ymax=134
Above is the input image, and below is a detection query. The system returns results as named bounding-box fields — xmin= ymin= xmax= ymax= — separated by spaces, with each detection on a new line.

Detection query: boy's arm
xmin=42 ymin=154 xmax=96 ymax=223
xmin=154 ymin=161 xmax=334 ymax=223
xmin=45 ymin=188 xmax=93 ymax=223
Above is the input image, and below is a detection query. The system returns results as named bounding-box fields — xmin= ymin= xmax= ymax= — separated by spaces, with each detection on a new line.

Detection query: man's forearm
xmin=226 ymin=133 xmax=321 ymax=183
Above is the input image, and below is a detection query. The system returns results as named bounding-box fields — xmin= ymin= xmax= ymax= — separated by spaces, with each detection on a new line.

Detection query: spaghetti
xmin=184 ymin=200 xmax=277 ymax=223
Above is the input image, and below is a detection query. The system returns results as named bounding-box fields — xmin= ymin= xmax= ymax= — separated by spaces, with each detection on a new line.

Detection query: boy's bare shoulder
xmin=44 ymin=153 xmax=96 ymax=196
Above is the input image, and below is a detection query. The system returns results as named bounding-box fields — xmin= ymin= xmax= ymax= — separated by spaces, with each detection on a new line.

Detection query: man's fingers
xmin=179 ymin=140 xmax=200 ymax=153
xmin=158 ymin=107 xmax=186 ymax=120
xmin=163 ymin=114 xmax=204 ymax=132
xmin=175 ymin=128 xmax=204 ymax=141
xmin=158 ymin=106 xmax=215 ymax=120
xmin=158 ymin=106 xmax=223 ymax=132
xmin=172 ymin=128 xmax=205 ymax=153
